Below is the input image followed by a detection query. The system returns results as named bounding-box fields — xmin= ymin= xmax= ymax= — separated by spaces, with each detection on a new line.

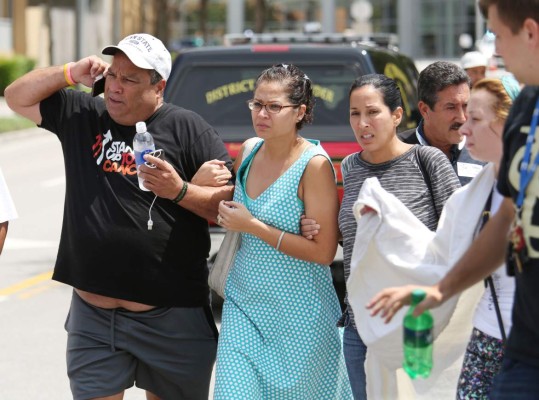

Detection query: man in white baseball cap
xmin=460 ymin=51 xmax=488 ymax=86
xmin=4 ymin=32 xmax=233 ymax=399
xmin=102 ymin=33 xmax=171 ymax=81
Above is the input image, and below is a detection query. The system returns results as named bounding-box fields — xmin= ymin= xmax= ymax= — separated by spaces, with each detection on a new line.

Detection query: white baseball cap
xmin=460 ymin=51 xmax=488 ymax=69
xmin=102 ymin=33 xmax=171 ymax=81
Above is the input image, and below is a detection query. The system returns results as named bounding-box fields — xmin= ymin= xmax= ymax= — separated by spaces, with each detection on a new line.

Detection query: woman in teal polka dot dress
xmin=214 ymin=64 xmax=352 ymax=399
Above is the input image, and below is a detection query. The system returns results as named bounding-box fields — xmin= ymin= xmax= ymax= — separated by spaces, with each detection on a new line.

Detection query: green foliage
xmin=186 ymin=3 xmax=226 ymax=30
xmin=0 ymin=55 xmax=36 ymax=96
xmin=0 ymin=116 xmax=35 ymax=133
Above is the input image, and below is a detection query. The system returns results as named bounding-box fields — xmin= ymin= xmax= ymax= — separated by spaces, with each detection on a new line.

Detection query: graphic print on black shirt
xmin=91 ymin=129 xmax=138 ymax=176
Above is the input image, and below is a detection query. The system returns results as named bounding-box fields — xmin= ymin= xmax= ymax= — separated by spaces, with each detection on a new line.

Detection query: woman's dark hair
xmin=254 ymin=64 xmax=314 ymax=130
xmin=349 ymin=73 xmax=403 ymax=112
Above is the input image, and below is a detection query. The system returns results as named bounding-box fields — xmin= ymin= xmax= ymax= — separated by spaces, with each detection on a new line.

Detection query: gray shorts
xmin=65 ymin=291 xmax=218 ymax=400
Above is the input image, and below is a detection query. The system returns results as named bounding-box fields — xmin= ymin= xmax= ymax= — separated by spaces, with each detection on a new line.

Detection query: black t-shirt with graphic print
xmin=40 ymin=89 xmax=231 ymax=307
xmin=497 ymin=85 xmax=539 ymax=367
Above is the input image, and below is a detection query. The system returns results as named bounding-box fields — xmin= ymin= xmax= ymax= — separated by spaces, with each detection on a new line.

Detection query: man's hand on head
xmin=70 ymin=56 xmax=109 ymax=88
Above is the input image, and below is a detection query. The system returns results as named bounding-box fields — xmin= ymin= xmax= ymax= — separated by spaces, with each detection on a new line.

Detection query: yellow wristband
xmin=63 ymin=63 xmax=76 ymax=86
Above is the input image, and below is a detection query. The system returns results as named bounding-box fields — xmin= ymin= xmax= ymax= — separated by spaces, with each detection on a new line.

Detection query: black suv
xmin=164 ymin=34 xmax=421 ymax=309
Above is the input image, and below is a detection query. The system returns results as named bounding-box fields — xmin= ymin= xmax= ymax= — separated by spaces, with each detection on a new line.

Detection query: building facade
xmin=0 ymin=0 xmax=485 ymax=67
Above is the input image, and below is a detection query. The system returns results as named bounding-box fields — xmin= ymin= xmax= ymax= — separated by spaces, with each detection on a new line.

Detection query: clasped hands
xmin=139 ymin=157 xmax=232 ymax=200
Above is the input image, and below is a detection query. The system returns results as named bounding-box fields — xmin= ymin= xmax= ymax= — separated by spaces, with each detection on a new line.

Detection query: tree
xmin=254 ymin=0 xmax=266 ymax=33
xmin=154 ymin=0 xmax=170 ymax=45
xmin=199 ymin=0 xmax=209 ymax=41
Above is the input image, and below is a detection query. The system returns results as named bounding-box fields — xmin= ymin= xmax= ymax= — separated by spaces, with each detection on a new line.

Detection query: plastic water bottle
xmin=403 ymin=289 xmax=433 ymax=379
xmin=133 ymin=121 xmax=155 ymax=191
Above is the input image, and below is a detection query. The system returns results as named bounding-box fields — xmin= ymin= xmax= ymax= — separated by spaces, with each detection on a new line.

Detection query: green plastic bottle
xmin=403 ymin=289 xmax=433 ymax=379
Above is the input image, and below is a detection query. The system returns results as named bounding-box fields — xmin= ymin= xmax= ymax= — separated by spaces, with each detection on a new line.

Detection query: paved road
xmin=0 ymin=128 xmax=219 ymax=399
xmin=0 ymin=128 xmax=77 ymax=399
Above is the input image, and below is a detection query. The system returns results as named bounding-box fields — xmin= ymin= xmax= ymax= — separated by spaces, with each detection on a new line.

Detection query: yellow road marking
xmin=18 ymin=281 xmax=59 ymax=300
xmin=0 ymin=270 xmax=53 ymax=297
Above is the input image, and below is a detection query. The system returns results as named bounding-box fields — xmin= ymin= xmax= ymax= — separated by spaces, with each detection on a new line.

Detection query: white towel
xmin=348 ymin=163 xmax=495 ymax=399
xmin=0 ymin=167 xmax=17 ymax=223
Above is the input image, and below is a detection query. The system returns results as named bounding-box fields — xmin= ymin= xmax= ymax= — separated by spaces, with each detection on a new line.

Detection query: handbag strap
xmin=240 ymin=137 xmax=262 ymax=164
xmin=479 ymin=190 xmax=507 ymax=344
xmin=485 ymin=276 xmax=507 ymax=343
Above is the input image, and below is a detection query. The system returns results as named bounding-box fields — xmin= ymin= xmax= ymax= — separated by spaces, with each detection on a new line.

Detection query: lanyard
xmin=517 ymin=97 xmax=539 ymax=208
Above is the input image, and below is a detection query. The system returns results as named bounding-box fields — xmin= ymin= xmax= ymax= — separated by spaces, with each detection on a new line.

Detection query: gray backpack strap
xmin=415 ymin=146 xmax=438 ymax=220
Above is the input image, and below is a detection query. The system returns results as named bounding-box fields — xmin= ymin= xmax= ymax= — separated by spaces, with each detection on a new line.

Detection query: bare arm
xmin=368 ymin=197 xmax=514 ymax=322
xmin=0 ymin=221 xmax=7 ymax=255
xmin=176 ymin=184 xmax=234 ymax=221
xmin=219 ymin=156 xmax=339 ymax=265
xmin=232 ymin=148 xmax=244 ymax=174
xmin=4 ymin=56 xmax=108 ymax=125
xmin=140 ymin=154 xmax=234 ymax=221
xmin=191 ymin=160 xmax=232 ymax=186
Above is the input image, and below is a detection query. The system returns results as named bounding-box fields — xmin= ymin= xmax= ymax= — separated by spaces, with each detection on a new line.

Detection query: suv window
xmin=165 ymin=45 xmax=420 ymax=142
xmin=166 ymin=62 xmax=361 ymax=142
xmin=368 ymin=49 xmax=420 ymax=129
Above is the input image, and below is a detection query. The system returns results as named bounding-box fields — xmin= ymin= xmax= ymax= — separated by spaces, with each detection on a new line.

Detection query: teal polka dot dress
xmin=214 ymin=139 xmax=352 ymax=399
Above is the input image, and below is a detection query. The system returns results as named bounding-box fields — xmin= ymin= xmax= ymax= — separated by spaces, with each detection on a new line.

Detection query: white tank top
xmin=473 ymin=185 xmax=515 ymax=340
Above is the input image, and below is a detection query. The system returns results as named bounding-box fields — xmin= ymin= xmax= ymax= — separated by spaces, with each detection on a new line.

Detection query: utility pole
xmin=75 ymin=0 xmax=88 ymax=61
xmin=12 ymin=0 xmax=26 ymax=54
xmin=475 ymin=2 xmax=485 ymax=44
xmin=227 ymin=0 xmax=244 ymax=34
xmin=398 ymin=0 xmax=417 ymax=57
xmin=321 ymin=0 xmax=335 ymax=33
xmin=113 ymin=0 xmax=121 ymax=44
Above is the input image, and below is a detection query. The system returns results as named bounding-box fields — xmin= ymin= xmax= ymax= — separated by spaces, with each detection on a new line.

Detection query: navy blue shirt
xmin=497 ymin=85 xmax=539 ymax=368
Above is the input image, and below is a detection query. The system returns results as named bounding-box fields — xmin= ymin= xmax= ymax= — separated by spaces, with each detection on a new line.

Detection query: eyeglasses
xmin=247 ymin=100 xmax=298 ymax=114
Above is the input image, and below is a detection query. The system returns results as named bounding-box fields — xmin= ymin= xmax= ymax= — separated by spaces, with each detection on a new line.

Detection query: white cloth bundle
xmin=348 ymin=164 xmax=496 ymax=399
xmin=0 ymin=167 xmax=17 ymax=223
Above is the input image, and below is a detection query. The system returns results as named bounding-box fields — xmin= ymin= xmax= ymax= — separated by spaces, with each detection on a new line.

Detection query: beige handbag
xmin=208 ymin=137 xmax=261 ymax=298
xmin=208 ymin=226 xmax=242 ymax=298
